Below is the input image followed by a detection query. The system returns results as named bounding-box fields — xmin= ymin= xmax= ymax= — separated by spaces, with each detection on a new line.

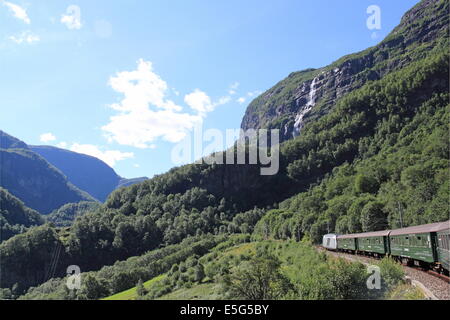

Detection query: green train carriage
xmin=436 ymin=223 xmax=450 ymax=273
xmin=337 ymin=234 xmax=357 ymax=251
xmin=337 ymin=231 xmax=390 ymax=255
xmin=389 ymin=221 xmax=450 ymax=270
xmin=355 ymin=230 xmax=390 ymax=256
xmin=327 ymin=220 xmax=450 ymax=273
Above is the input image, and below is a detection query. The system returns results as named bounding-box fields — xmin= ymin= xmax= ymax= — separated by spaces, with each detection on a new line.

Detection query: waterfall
xmin=293 ymin=77 xmax=318 ymax=137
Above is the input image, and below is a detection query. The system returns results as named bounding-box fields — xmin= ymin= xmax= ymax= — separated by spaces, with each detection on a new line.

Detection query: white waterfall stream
xmin=293 ymin=76 xmax=318 ymax=137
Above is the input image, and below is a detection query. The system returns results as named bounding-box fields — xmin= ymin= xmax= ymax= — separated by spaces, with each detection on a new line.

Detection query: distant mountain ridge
xmin=30 ymin=146 xmax=147 ymax=202
xmin=0 ymin=130 xmax=28 ymax=150
xmin=0 ymin=130 xmax=147 ymax=212
xmin=0 ymin=148 xmax=94 ymax=214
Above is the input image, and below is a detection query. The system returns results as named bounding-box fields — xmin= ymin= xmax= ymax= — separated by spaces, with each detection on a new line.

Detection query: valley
xmin=0 ymin=0 xmax=448 ymax=301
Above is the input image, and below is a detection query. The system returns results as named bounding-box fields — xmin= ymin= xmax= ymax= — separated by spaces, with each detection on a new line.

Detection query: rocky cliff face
xmin=241 ymin=0 xmax=448 ymax=142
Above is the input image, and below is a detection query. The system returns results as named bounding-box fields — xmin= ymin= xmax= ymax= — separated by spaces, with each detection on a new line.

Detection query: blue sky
xmin=0 ymin=0 xmax=419 ymax=179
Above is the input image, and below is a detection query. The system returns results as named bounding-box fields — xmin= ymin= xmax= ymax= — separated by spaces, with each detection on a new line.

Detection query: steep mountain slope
xmin=0 ymin=148 xmax=95 ymax=214
xmin=0 ymin=130 xmax=28 ymax=150
xmin=0 ymin=0 xmax=448 ymax=295
xmin=0 ymin=187 xmax=44 ymax=242
xmin=0 ymin=130 xmax=147 ymax=206
xmin=46 ymin=201 xmax=101 ymax=227
xmin=30 ymin=146 xmax=148 ymax=202
xmin=241 ymin=0 xmax=448 ymax=141
xmin=31 ymin=146 xmax=122 ymax=202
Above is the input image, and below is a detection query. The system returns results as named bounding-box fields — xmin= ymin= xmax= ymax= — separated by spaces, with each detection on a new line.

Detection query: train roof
xmin=390 ymin=220 xmax=450 ymax=236
xmin=332 ymin=220 xmax=450 ymax=239
xmin=337 ymin=230 xmax=390 ymax=239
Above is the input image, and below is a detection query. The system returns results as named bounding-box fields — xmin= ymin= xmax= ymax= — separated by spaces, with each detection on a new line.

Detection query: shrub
xmin=378 ymin=257 xmax=404 ymax=291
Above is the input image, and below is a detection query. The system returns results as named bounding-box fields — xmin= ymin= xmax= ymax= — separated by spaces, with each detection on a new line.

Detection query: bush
xmin=378 ymin=257 xmax=404 ymax=291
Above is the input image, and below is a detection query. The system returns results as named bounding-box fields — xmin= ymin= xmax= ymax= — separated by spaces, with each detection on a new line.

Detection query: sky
xmin=0 ymin=0 xmax=419 ymax=179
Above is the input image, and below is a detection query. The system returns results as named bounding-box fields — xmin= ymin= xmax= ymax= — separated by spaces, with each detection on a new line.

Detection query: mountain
xmin=31 ymin=146 xmax=124 ymax=202
xmin=1 ymin=0 xmax=448 ymax=297
xmin=0 ymin=187 xmax=44 ymax=242
xmin=46 ymin=201 xmax=101 ymax=227
xmin=0 ymin=130 xmax=147 ymax=207
xmin=30 ymin=146 xmax=148 ymax=202
xmin=0 ymin=131 xmax=28 ymax=150
xmin=0 ymin=148 xmax=95 ymax=214
xmin=241 ymin=0 xmax=449 ymax=142
xmin=116 ymin=177 xmax=149 ymax=189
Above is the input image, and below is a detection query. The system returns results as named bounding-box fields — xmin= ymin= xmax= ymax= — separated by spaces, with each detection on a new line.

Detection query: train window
xmin=416 ymin=236 xmax=422 ymax=247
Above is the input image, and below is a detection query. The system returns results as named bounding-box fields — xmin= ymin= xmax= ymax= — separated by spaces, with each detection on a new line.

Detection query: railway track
xmin=425 ymin=270 xmax=450 ymax=284
xmin=317 ymin=246 xmax=450 ymax=300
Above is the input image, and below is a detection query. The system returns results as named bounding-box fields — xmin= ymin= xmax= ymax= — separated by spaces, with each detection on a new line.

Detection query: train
xmin=322 ymin=220 xmax=450 ymax=274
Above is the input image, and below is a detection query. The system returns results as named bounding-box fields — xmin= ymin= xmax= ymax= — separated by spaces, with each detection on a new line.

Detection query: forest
xmin=0 ymin=0 xmax=448 ymax=301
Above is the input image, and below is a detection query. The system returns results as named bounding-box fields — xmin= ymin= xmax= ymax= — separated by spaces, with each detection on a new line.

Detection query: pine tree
xmin=136 ymin=279 xmax=146 ymax=297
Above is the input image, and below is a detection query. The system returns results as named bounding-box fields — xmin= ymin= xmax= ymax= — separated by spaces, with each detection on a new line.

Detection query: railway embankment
xmin=318 ymin=247 xmax=450 ymax=300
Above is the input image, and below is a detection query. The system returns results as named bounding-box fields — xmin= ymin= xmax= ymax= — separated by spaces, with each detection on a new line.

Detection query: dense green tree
xmin=136 ymin=279 xmax=146 ymax=297
xmin=222 ymin=254 xmax=293 ymax=300
xmin=81 ymin=274 xmax=110 ymax=300
xmin=194 ymin=264 xmax=205 ymax=283
xmin=355 ymin=174 xmax=379 ymax=194
xmin=361 ymin=201 xmax=388 ymax=232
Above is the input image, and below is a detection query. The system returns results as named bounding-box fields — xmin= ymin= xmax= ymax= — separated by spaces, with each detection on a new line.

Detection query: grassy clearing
xmin=157 ymin=283 xmax=222 ymax=300
xmin=102 ymin=274 xmax=166 ymax=300
xmin=387 ymin=283 xmax=426 ymax=300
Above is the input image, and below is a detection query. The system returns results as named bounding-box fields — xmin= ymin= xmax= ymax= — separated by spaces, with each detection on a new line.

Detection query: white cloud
xmin=102 ymin=59 xmax=230 ymax=149
xmin=228 ymin=82 xmax=239 ymax=95
xmin=57 ymin=141 xmax=68 ymax=148
xmin=70 ymin=143 xmax=134 ymax=167
xmin=8 ymin=31 xmax=39 ymax=44
xmin=184 ymin=89 xmax=214 ymax=115
xmin=237 ymin=90 xmax=262 ymax=105
xmin=39 ymin=133 xmax=56 ymax=143
xmin=184 ymin=90 xmax=232 ymax=116
xmin=237 ymin=97 xmax=246 ymax=104
xmin=217 ymin=96 xmax=231 ymax=105
xmin=2 ymin=1 xmax=30 ymax=24
xmin=61 ymin=5 xmax=82 ymax=30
